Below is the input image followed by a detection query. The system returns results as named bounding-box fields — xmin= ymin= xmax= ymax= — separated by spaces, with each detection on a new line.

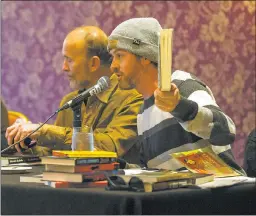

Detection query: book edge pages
xmin=158 ymin=29 xmax=173 ymax=91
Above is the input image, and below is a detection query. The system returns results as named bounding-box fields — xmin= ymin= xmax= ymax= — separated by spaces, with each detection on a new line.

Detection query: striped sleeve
xmin=170 ymin=71 xmax=236 ymax=146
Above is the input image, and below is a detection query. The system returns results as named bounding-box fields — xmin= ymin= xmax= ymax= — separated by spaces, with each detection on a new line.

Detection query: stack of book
xmin=40 ymin=150 xmax=120 ymax=188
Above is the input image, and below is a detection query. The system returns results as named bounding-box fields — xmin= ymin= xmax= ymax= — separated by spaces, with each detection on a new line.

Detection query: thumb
xmin=170 ymin=83 xmax=177 ymax=91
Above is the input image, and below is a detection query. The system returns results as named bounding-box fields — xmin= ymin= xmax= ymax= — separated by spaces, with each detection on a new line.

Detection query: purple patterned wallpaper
xmin=1 ymin=1 xmax=255 ymax=165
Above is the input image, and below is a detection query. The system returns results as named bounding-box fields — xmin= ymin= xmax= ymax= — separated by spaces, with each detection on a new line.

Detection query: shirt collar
xmin=96 ymin=74 xmax=118 ymax=104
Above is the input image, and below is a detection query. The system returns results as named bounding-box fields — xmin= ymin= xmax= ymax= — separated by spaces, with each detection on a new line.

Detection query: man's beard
xmin=118 ymin=71 xmax=141 ymax=90
xmin=118 ymin=77 xmax=135 ymax=90
xmin=69 ymin=79 xmax=90 ymax=90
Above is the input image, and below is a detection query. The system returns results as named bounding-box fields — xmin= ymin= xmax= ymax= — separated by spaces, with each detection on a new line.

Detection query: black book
xmin=41 ymin=156 xmax=116 ymax=166
xmin=1 ymin=155 xmax=41 ymax=166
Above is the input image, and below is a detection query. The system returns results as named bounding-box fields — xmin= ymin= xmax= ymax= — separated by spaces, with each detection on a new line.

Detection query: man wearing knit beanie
xmin=107 ymin=17 xmax=245 ymax=175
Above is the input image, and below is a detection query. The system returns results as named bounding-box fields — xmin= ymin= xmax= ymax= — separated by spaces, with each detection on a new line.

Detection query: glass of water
xmin=71 ymin=126 xmax=94 ymax=151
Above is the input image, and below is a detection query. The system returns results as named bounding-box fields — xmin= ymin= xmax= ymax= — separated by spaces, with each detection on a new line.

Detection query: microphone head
xmin=98 ymin=76 xmax=110 ymax=90
xmin=89 ymin=76 xmax=110 ymax=96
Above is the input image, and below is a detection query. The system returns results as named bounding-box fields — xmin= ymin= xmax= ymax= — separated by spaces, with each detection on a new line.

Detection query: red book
xmin=45 ymin=180 xmax=108 ymax=188
xmin=45 ymin=162 xmax=120 ymax=173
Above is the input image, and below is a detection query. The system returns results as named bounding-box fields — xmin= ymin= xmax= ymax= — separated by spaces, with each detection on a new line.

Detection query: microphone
xmin=58 ymin=76 xmax=110 ymax=112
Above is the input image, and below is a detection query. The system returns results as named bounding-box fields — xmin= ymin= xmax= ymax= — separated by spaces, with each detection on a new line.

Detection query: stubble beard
xmin=118 ymin=76 xmax=136 ymax=90
xmin=69 ymin=79 xmax=90 ymax=91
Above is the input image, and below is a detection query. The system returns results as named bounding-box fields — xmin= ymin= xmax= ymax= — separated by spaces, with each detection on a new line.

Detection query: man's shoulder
xmin=60 ymin=91 xmax=79 ymax=105
xmin=172 ymin=70 xmax=195 ymax=81
xmin=172 ymin=70 xmax=206 ymax=87
xmin=116 ymin=88 xmax=143 ymax=102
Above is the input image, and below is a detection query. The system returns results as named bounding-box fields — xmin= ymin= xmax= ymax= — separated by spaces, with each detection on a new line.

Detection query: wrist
xmin=171 ymin=96 xmax=198 ymax=122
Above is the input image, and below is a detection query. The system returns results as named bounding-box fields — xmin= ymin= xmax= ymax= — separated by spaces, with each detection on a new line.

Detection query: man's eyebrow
xmin=63 ymin=55 xmax=72 ymax=59
xmin=110 ymin=49 xmax=125 ymax=55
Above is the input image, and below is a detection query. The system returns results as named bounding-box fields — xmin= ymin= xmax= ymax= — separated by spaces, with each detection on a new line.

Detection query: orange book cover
xmin=45 ymin=180 xmax=108 ymax=188
xmin=171 ymin=147 xmax=240 ymax=177
xmin=45 ymin=162 xmax=120 ymax=173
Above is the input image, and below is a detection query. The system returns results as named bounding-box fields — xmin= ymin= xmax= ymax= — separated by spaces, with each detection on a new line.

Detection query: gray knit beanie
xmin=108 ymin=17 xmax=162 ymax=63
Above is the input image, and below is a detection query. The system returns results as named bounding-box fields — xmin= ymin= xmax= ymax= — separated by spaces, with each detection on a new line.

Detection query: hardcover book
xmin=45 ymin=180 xmax=108 ymax=188
xmin=20 ymin=175 xmax=109 ymax=188
xmin=1 ymin=155 xmax=41 ymax=166
xmin=158 ymin=28 xmax=173 ymax=91
xmin=108 ymin=170 xmax=213 ymax=192
xmin=115 ymin=170 xmax=213 ymax=184
xmin=42 ymin=169 xmax=123 ymax=183
xmin=45 ymin=162 xmax=119 ymax=173
xmin=20 ymin=174 xmax=44 ymax=184
xmin=52 ymin=150 xmax=117 ymax=158
xmin=41 ymin=156 xmax=116 ymax=166
xmin=143 ymin=174 xmax=213 ymax=192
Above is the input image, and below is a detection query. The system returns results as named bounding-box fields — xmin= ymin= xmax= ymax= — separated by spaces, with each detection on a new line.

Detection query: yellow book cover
xmin=171 ymin=147 xmax=240 ymax=177
xmin=52 ymin=150 xmax=117 ymax=158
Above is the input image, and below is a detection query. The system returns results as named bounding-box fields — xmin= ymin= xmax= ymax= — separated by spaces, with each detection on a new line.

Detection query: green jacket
xmin=35 ymin=75 xmax=143 ymax=163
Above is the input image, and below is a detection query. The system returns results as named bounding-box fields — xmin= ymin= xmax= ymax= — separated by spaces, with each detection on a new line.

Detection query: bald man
xmin=6 ymin=26 xmax=143 ymax=163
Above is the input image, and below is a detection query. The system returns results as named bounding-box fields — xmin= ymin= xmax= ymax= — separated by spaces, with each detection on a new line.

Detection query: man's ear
xmin=140 ymin=57 xmax=151 ymax=66
xmin=88 ymin=56 xmax=101 ymax=72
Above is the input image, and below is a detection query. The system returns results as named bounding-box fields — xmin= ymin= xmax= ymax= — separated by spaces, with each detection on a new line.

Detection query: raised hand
xmin=154 ymin=83 xmax=180 ymax=112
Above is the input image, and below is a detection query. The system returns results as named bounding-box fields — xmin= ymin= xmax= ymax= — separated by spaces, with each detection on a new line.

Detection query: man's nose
xmin=110 ymin=61 xmax=119 ymax=74
xmin=62 ymin=61 xmax=69 ymax=72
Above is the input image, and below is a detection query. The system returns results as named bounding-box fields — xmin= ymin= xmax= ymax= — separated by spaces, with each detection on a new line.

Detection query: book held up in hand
xmin=171 ymin=146 xmax=241 ymax=177
xmin=158 ymin=28 xmax=173 ymax=91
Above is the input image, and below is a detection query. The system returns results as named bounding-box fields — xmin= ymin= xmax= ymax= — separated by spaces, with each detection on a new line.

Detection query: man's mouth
xmin=115 ymin=73 xmax=122 ymax=80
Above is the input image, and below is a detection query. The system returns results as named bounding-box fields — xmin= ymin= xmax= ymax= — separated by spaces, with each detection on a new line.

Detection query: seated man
xmin=5 ymin=26 xmax=143 ymax=164
xmin=243 ymin=129 xmax=256 ymax=177
xmin=107 ymin=17 xmax=245 ymax=174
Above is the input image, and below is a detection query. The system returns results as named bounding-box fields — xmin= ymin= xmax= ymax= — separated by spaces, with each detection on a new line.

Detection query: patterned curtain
xmin=1 ymin=1 xmax=255 ymax=165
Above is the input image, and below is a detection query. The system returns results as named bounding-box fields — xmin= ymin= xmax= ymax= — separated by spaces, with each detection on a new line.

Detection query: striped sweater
xmin=137 ymin=70 xmax=245 ymax=175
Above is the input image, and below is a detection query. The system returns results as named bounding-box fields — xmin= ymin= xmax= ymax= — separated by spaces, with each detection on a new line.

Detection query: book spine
xmin=75 ymin=157 xmax=116 ymax=165
xmin=6 ymin=157 xmax=41 ymax=165
xmin=45 ymin=180 xmax=108 ymax=188
xmin=76 ymin=162 xmax=119 ymax=172
xmin=45 ymin=162 xmax=120 ymax=173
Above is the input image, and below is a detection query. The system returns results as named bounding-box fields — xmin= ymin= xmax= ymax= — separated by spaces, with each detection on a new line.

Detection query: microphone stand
xmin=71 ymin=102 xmax=82 ymax=133
xmin=71 ymin=102 xmax=83 ymax=151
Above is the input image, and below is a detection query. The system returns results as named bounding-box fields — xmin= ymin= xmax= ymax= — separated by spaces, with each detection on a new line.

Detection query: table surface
xmin=1 ymin=165 xmax=256 ymax=215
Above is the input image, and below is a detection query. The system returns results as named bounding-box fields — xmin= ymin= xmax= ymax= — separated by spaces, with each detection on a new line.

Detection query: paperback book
xmin=171 ymin=146 xmax=241 ymax=177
